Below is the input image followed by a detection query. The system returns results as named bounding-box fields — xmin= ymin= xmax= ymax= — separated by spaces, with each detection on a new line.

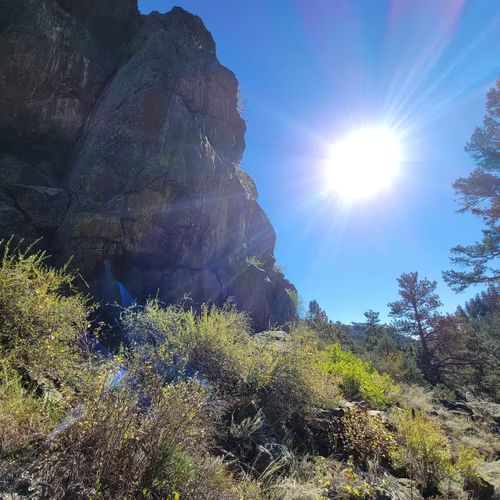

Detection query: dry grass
xmin=395 ymin=383 xmax=434 ymax=413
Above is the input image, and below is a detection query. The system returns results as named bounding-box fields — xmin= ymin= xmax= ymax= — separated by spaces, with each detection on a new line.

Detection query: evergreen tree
xmin=388 ymin=272 xmax=443 ymax=384
xmin=362 ymin=309 xmax=381 ymax=351
xmin=307 ymin=299 xmax=329 ymax=323
xmin=463 ymin=285 xmax=500 ymax=318
xmin=444 ymin=80 xmax=500 ymax=291
xmin=306 ymin=299 xmax=353 ymax=348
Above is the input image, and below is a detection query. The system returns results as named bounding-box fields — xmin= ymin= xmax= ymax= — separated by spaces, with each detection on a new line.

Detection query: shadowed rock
xmin=0 ymin=1 xmax=296 ymax=331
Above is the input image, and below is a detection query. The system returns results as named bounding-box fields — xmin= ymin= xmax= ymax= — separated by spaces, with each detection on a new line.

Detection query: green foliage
xmin=337 ymin=407 xmax=396 ymax=465
xmin=360 ymin=320 xmax=422 ymax=384
xmin=0 ymin=240 xmax=93 ymax=394
xmin=230 ymin=410 xmax=265 ymax=441
xmin=395 ymin=384 xmax=434 ymax=414
xmin=0 ymin=246 xmax=495 ymax=499
xmin=389 ymin=272 xmax=446 ymax=385
xmin=261 ymin=327 xmax=338 ymax=423
xmin=322 ymin=463 xmax=378 ymax=499
xmin=388 ymin=272 xmax=442 ymax=340
xmin=463 ymin=285 xmax=500 ymax=318
xmin=122 ymin=300 xmax=270 ymax=394
xmin=285 ymin=288 xmax=299 ymax=307
xmin=362 ymin=309 xmax=381 ymax=351
xmin=391 ymin=409 xmax=452 ymax=494
xmin=245 ymin=255 xmax=264 ymax=268
xmin=454 ymin=445 xmax=484 ymax=485
xmin=463 ymin=310 xmax=500 ymax=400
xmin=0 ymin=241 xmax=95 ymax=458
xmin=433 ymin=289 xmax=500 ymax=401
xmin=306 ymin=300 xmax=354 ymax=350
xmin=308 ymin=300 xmax=329 ymax=323
xmin=444 ymin=79 xmax=499 ymax=291
xmin=321 ymin=344 xmax=398 ymax=408
xmin=124 ymin=304 xmax=337 ymax=438
xmin=0 ymin=365 xmax=64 ymax=453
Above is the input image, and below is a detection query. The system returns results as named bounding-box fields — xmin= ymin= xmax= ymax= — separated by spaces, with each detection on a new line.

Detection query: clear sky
xmin=138 ymin=0 xmax=500 ymax=323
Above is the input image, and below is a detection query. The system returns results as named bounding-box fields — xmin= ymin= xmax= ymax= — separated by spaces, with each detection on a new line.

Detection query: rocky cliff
xmin=0 ymin=0 xmax=296 ymax=330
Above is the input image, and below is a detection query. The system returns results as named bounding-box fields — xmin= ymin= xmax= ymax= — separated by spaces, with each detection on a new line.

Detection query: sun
xmin=325 ymin=126 xmax=402 ymax=201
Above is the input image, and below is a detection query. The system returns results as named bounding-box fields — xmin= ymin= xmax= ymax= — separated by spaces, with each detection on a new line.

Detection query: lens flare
xmin=325 ymin=127 xmax=402 ymax=201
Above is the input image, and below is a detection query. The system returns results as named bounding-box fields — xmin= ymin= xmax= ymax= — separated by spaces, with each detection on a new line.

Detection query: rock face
xmin=0 ymin=0 xmax=296 ymax=330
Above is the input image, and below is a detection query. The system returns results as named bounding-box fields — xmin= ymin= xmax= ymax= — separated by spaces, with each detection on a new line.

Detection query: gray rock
xmin=383 ymin=478 xmax=424 ymax=500
xmin=0 ymin=1 xmax=296 ymax=331
xmin=481 ymin=461 xmax=500 ymax=499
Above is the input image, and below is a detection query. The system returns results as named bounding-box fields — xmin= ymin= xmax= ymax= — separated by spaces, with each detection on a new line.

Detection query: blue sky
xmin=138 ymin=0 xmax=500 ymax=323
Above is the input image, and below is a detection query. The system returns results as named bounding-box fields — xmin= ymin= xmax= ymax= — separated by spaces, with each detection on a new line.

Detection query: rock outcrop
xmin=0 ymin=0 xmax=296 ymax=330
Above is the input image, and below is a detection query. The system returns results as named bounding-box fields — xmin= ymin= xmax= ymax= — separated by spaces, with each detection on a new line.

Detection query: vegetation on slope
xmin=0 ymin=244 xmax=496 ymax=499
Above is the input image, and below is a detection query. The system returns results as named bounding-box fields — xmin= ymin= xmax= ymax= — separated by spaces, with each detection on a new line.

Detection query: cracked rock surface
xmin=0 ymin=0 xmax=296 ymax=330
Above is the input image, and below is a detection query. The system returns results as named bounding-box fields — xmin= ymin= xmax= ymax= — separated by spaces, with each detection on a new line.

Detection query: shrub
xmin=394 ymin=384 xmax=434 ymax=414
xmin=122 ymin=301 xmax=270 ymax=394
xmin=245 ymin=255 xmax=264 ymax=268
xmin=337 ymin=407 xmax=396 ymax=465
xmin=320 ymin=344 xmax=398 ymax=408
xmin=0 ymin=365 xmax=64 ymax=453
xmin=258 ymin=327 xmax=339 ymax=430
xmin=29 ymin=362 xmax=233 ymax=499
xmin=391 ymin=409 xmax=452 ymax=494
xmin=368 ymin=351 xmax=411 ymax=383
xmin=454 ymin=445 xmax=484 ymax=488
xmin=321 ymin=461 xmax=379 ymax=499
xmin=122 ymin=307 xmax=342 ymax=475
xmin=0 ymin=242 xmax=94 ymax=457
xmin=0 ymin=241 xmax=93 ymax=394
xmin=122 ymin=305 xmax=339 ymax=424
xmin=442 ymin=412 xmax=500 ymax=461
xmin=191 ymin=303 xmax=270 ymax=391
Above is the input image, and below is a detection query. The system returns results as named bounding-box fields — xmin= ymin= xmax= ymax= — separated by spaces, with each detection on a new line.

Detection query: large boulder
xmin=0 ymin=1 xmax=296 ymax=330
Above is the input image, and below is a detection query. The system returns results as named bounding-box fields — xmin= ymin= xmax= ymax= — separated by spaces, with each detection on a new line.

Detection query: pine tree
xmin=443 ymin=80 xmax=500 ymax=291
xmin=362 ymin=309 xmax=381 ymax=351
xmin=307 ymin=300 xmax=329 ymax=323
xmin=388 ymin=272 xmax=443 ymax=384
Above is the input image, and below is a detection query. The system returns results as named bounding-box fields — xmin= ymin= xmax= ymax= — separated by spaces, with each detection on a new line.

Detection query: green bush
xmin=320 ymin=344 xmax=398 ymax=408
xmin=322 ymin=463 xmax=378 ymax=499
xmin=0 ymin=365 xmax=64 ymax=453
xmin=391 ymin=409 xmax=452 ymax=494
xmin=0 ymin=246 xmax=492 ymax=499
xmin=0 ymin=242 xmax=95 ymax=456
xmin=123 ymin=306 xmax=338 ymax=443
xmin=0 ymin=241 xmax=93 ymax=395
xmin=245 ymin=255 xmax=264 ymax=268
xmin=337 ymin=407 xmax=396 ymax=465
xmin=454 ymin=445 xmax=484 ymax=491
xmin=122 ymin=300 xmax=271 ymax=394
xmin=263 ymin=328 xmax=338 ymax=422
